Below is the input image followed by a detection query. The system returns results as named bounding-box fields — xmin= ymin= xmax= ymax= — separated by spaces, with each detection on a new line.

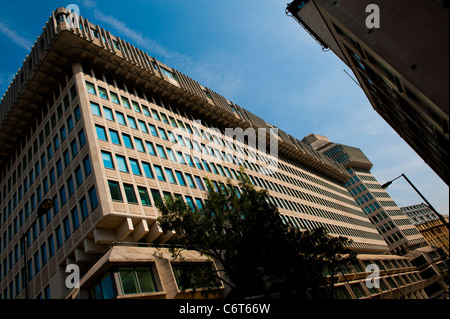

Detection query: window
xmin=59 ymin=186 xmax=67 ymax=206
xmin=91 ymin=28 xmax=99 ymax=38
xmin=117 ymin=267 xmax=158 ymax=295
xmin=83 ymin=156 xmax=92 ymax=176
xmin=108 ymin=181 xmax=123 ymax=201
xmin=195 ymin=176 xmax=205 ymax=191
xmin=142 ymin=162 xmax=154 ymax=179
xmin=160 ymin=67 xmax=178 ymax=82
xmin=160 ymin=113 xmax=169 ymax=124
xmin=132 ymin=101 xmax=141 ymax=113
xmin=60 ymin=126 xmax=67 ymax=141
xmin=91 ymin=102 xmax=101 ymax=116
xmin=67 ymin=176 xmax=75 ymax=197
xmin=54 ymin=135 xmax=60 ymax=150
xmin=78 ymin=129 xmax=86 ymax=147
xmin=108 ymin=129 xmax=120 ymax=145
xmin=104 ymin=107 xmax=115 ymax=121
xmin=176 ymin=152 xmax=186 ymax=165
xmin=89 ymin=187 xmax=99 ymax=209
xmin=165 ymin=168 xmax=176 ymax=184
xmin=151 ymin=109 xmax=161 ymax=121
xmin=63 ymin=149 xmax=71 ymax=168
xmin=110 ymin=92 xmax=120 ymax=104
xmin=149 ymin=124 xmax=158 ymax=137
xmin=129 ymin=159 xmax=142 ymax=176
xmin=116 ymin=155 xmax=129 ymax=173
xmin=63 ymin=217 xmax=71 ymax=240
xmin=146 ymin=141 xmax=156 ymax=155
xmin=55 ymin=226 xmax=63 ymax=248
xmin=86 ymin=81 xmax=96 ymax=94
xmin=185 ymin=174 xmax=195 ymax=188
xmin=138 ymin=187 xmax=152 ymax=206
xmin=122 ymin=134 xmax=133 ymax=149
xmin=70 ymin=139 xmax=78 ymax=157
xmin=116 ymin=112 xmax=126 ymax=125
xmin=185 ymin=196 xmax=195 ymax=211
xmin=121 ymin=97 xmax=131 ymax=108
xmin=195 ymin=198 xmax=203 ymax=210
xmin=98 ymin=87 xmax=108 ymax=100
xmin=90 ymin=272 xmax=116 ymax=299
xmin=167 ymin=148 xmax=176 ymax=162
xmin=158 ymin=128 xmax=168 ymax=140
xmin=123 ymin=184 xmax=138 ymax=204
xmin=67 ymin=116 xmax=74 ymax=132
xmin=175 ymin=171 xmax=186 ymax=186
xmin=102 ymin=151 xmax=114 ymax=169
xmin=47 ymin=235 xmax=55 ymax=257
xmin=154 ymin=165 xmax=165 ymax=181
xmin=151 ymin=189 xmax=163 ymax=207
xmin=71 ymin=207 xmax=80 ymax=230
xmin=128 ymin=116 xmax=137 ymax=129
xmin=134 ymin=138 xmax=145 ymax=152
xmin=34 ymin=251 xmax=40 ymax=274
xmin=80 ymin=197 xmax=89 ymax=220
xmin=156 ymin=145 xmax=166 ymax=159
xmin=138 ymin=120 xmax=148 ymax=133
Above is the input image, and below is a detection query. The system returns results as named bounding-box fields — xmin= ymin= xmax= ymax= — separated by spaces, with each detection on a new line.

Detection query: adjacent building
xmin=402 ymin=203 xmax=449 ymax=256
xmin=286 ymin=0 xmax=449 ymax=185
xmin=303 ymin=133 xmax=428 ymax=256
xmin=0 ymin=8 xmax=437 ymax=299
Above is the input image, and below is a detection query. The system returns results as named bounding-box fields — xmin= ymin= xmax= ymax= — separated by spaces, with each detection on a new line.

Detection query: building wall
xmin=287 ymin=0 xmax=449 ymax=185
xmin=303 ymin=134 xmax=428 ymax=255
xmin=402 ymin=203 xmax=449 ymax=256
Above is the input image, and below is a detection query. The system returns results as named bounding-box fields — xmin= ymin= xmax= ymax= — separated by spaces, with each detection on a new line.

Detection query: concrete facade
xmin=303 ymin=133 xmax=428 ymax=255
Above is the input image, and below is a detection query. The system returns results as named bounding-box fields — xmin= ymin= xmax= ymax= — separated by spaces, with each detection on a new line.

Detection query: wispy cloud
xmin=78 ymin=1 xmax=192 ymax=67
xmin=0 ymin=21 xmax=32 ymax=50
xmin=77 ymin=0 xmax=241 ymax=97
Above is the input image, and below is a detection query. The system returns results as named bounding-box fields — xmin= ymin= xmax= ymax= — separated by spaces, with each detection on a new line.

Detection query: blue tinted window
xmin=90 ymin=102 xmax=101 ymax=116
xmin=96 ymin=125 xmax=107 ymax=141
xmin=102 ymin=151 xmax=114 ymax=169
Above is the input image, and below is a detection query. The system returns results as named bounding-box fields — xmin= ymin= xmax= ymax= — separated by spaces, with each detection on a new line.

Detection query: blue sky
xmin=1 ymin=0 xmax=448 ymax=216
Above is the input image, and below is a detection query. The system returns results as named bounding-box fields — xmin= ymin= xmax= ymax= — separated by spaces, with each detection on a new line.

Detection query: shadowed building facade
xmin=286 ymin=0 xmax=449 ymax=185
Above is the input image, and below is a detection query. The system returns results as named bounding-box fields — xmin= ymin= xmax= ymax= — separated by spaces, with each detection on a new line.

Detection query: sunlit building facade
xmin=303 ymin=133 xmax=428 ymax=255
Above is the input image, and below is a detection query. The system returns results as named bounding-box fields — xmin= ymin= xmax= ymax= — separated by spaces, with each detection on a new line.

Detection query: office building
xmin=303 ymin=133 xmax=428 ymax=255
xmin=286 ymin=0 xmax=449 ymax=185
xmin=0 ymin=8 xmax=432 ymax=299
xmin=402 ymin=203 xmax=449 ymax=256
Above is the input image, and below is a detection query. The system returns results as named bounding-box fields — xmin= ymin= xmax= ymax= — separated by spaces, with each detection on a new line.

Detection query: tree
xmin=157 ymin=171 xmax=355 ymax=298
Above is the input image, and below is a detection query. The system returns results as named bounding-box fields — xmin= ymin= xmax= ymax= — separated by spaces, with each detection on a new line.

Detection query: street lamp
xmin=381 ymin=173 xmax=449 ymax=231
xmin=21 ymin=198 xmax=53 ymax=299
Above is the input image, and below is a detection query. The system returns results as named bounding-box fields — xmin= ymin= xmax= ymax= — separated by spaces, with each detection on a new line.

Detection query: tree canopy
xmin=157 ymin=172 xmax=355 ymax=298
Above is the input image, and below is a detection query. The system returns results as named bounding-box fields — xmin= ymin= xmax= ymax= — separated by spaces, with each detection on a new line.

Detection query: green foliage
xmin=157 ymin=170 xmax=355 ymax=298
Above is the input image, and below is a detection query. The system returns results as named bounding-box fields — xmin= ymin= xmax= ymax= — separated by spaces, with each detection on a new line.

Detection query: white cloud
xmin=0 ymin=21 xmax=32 ymax=50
